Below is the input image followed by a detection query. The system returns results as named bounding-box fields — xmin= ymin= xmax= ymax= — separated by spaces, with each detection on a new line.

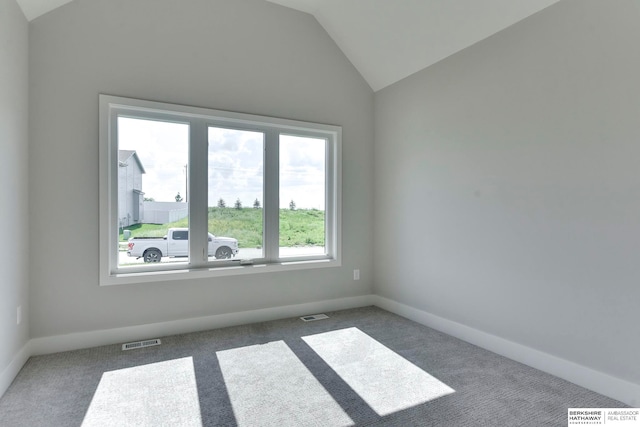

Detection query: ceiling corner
xmin=16 ymin=0 xmax=75 ymax=21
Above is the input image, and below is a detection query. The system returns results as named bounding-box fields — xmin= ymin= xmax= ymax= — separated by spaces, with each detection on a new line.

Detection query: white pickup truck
xmin=127 ymin=228 xmax=239 ymax=263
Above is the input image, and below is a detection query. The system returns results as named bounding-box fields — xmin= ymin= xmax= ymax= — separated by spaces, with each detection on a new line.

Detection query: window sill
xmin=100 ymin=258 xmax=340 ymax=286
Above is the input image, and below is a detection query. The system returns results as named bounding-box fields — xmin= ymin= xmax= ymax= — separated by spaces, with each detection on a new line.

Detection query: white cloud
xmin=280 ymin=135 xmax=325 ymax=209
xmin=118 ymin=119 xmax=326 ymax=209
xmin=118 ymin=117 xmax=188 ymax=202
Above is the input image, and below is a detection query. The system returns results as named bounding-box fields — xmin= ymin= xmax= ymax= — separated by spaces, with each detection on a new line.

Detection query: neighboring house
xmin=117 ymin=150 xmax=188 ymax=226
xmin=118 ymin=150 xmax=145 ymax=228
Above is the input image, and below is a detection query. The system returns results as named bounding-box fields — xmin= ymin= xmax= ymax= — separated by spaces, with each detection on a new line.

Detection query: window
xmin=173 ymin=231 xmax=188 ymax=241
xmin=99 ymin=95 xmax=341 ymax=285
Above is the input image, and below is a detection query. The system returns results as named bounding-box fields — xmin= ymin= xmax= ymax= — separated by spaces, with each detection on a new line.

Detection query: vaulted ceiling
xmin=266 ymin=0 xmax=561 ymax=91
xmin=17 ymin=0 xmax=561 ymax=91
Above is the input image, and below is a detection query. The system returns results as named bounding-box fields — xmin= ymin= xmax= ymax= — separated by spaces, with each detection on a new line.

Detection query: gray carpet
xmin=0 ymin=306 xmax=627 ymax=426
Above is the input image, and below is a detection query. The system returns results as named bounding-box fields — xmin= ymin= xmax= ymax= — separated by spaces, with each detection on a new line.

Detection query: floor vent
xmin=122 ymin=338 xmax=162 ymax=351
xmin=300 ymin=314 xmax=329 ymax=322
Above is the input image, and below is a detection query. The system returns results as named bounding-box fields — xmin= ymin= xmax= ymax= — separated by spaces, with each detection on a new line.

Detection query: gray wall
xmin=0 ymin=0 xmax=29 ymax=378
xmin=29 ymin=0 xmax=374 ymax=337
xmin=374 ymin=0 xmax=640 ymax=386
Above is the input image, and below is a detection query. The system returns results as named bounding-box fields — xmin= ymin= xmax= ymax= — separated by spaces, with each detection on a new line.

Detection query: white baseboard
xmin=7 ymin=294 xmax=638 ymax=408
xmin=29 ymin=295 xmax=376 ymax=356
xmin=372 ymin=295 xmax=640 ymax=407
xmin=1 ymin=294 xmax=374 ymax=399
xmin=0 ymin=342 xmax=31 ymax=398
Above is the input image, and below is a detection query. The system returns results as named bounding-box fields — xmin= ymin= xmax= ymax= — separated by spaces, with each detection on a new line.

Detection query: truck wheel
xmin=215 ymin=246 xmax=233 ymax=259
xmin=143 ymin=249 xmax=162 ymax=263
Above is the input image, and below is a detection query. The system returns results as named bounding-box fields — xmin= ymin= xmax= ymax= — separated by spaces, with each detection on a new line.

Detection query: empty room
xmin=1 ymin=0 xmax=639 ymax=425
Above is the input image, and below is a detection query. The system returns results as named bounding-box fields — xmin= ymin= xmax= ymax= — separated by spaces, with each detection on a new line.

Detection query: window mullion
xmin=189 ymin=119 xmax=209 ymax=268
xmin=329 ymin=129 xmax=342 ymax=263
xmin=106 ymin=107 xmax=120 ymax=275
xmin=264 ymin=129 xmax=280 ymax=262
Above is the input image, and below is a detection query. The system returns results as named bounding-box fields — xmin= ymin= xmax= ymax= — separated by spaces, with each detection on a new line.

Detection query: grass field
xmin=120 ymin=207 xmax=325 ymax=248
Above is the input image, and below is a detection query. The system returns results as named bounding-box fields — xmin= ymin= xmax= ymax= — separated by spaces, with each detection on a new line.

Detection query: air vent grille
xmin=300 ymin=314 xmax=329 ymax=322
xmin=122 ymin=338 xmax=162 ymax=351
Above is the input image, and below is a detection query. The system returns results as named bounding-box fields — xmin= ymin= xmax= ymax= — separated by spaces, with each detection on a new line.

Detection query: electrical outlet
xmin=353 ymin=269 xmax=360 ymax=280
xmin=17 ymin=306 xmax=22 ymax=325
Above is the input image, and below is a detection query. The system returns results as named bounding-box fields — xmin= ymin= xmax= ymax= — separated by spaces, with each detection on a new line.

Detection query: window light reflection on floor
xmin=303 ymin=327 xmax=455 ymax=416
xmin=216 ymin=340 xmax=354 ymax=427
xmin=82 ymin=357 xmax=202 ymax=427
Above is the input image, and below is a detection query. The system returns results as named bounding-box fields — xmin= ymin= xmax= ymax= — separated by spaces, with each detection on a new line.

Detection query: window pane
xmin=117 ymin=117 xmax=189 ymax=268
xmin=208 ymin=127 xmax=264 ymax=260
xmin=279 ymin=135 xmax=326 ymax=257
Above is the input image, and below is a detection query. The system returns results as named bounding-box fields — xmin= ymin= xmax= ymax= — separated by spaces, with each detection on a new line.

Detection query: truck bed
xmin=129 ymin=236 xmax=165 ymax=240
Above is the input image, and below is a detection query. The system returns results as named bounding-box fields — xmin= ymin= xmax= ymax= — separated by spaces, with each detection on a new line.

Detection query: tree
xmin=253 ymin=198 xmax=261 ymax=209
xmin=217 ymin=198 xmax=226 ymax=208
xmin=175 ymin=192 xmax=183 ymax=202
xmin=289 ymin=200 xmax=296 ymax=210
xmin=234 ymin=198 xmax=242 ymax=210
xmin=143 ymin=197 xmax=155 ymax=202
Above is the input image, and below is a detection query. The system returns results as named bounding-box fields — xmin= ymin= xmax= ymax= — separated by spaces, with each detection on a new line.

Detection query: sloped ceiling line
xmin=17 ymin=0 xmax=561 ymax=91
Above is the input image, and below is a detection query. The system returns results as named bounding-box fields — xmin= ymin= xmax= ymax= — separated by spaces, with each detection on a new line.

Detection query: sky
xmin=118 ymin=117 xmax=325 ymax=210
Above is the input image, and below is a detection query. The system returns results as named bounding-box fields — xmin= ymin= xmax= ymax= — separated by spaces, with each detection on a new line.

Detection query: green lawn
xmin=120 ymin=207 xmax=325 ymax=248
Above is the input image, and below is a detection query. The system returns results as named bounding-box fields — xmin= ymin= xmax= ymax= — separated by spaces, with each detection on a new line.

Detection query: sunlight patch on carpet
xmin=217 ymin=340 xmax=354 ymax=427
xmin=303 ymin=327 xmax=455 ymax=416
xmin=82 ymin=357 xmax=202 ymax=427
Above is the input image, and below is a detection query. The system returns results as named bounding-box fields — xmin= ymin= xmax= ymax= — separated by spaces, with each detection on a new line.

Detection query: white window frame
xmin=99 ymin=95 xmax=341 ymax=286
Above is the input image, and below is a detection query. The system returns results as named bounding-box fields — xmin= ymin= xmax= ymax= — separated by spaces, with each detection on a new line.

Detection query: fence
xmin=142 ymin=201 xmax=188 ymax=224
